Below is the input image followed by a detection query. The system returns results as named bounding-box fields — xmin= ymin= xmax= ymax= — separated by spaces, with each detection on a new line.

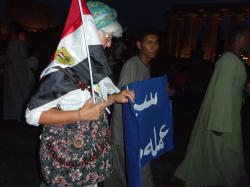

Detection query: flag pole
xmin=77 ymin=0 xmax=96 ymax=103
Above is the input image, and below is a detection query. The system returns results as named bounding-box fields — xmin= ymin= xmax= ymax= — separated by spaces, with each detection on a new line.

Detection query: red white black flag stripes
xmin=41 ymin=0 xmax=107 ymax=78
xmin=26 ymin=0 xmax=114 ymax=125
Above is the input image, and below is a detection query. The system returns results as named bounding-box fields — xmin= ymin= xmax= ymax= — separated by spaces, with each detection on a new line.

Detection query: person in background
xmin=27 ymin=48 xmax=39 ymax=92
xmin=3 ymin=22 xmax=30 ymax=122
xmin=174 ymin=25 xmax=250 ymax=187
xmin=104 ymin=28 xmax=159 ymax=187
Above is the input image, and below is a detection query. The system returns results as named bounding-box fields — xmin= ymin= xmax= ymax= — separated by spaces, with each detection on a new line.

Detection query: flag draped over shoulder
xmin=122 ymin=76 xmax=174 ymax=187
xmin=27 ymin=0 xmax=111 ymax=110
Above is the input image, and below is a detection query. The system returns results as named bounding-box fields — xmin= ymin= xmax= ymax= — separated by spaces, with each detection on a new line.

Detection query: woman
xmin=25 ymin=1 xmax=134 ymax=186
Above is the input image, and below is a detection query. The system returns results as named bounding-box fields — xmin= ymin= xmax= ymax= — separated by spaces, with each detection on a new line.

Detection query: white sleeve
xmin=25 ymin=98 xmax=59 ymax=127
xmin=26 ymin=78 xmax=118 ymax=126
xmin=25 ymin=89 xmax=91 ymax=126
xmin=97 ymin=77 xmax=120 ymax=100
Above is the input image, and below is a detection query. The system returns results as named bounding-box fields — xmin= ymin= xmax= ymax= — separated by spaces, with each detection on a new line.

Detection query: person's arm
xmin=107 ymin=90 xmax=135 ymax=105
xmin=38 ymin=90 xmax=135 ymax=125
xmin=39 ymin=98 xmax=108 ymax=125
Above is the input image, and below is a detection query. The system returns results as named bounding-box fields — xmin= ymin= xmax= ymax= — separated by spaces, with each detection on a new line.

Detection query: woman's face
xmin=98 ymin=30 xmax=113 ymax=49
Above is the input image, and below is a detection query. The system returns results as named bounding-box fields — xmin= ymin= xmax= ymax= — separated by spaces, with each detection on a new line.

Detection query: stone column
xmin=179 ymin=13 xmax=198 ymax=58
xmin=175 ymin=16 xmax=184 ymax=57
xmin=203 ymin=13 xmax=221 ymax=61
xmin=166 ymin=14 xmax=178 ymax=55
xmin=188 ymin=13 xmax=199 ymax=57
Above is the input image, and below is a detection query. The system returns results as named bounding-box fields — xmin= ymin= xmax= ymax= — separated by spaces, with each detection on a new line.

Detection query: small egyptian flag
xmin=26 ymin=0 xmax=118 ymax=126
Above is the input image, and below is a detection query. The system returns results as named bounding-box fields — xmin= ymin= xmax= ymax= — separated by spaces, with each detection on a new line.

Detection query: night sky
xmin=101 ymin=0 xmax=249 ymax=30
xmin=1 ymin=0 xmax=249 ymax=30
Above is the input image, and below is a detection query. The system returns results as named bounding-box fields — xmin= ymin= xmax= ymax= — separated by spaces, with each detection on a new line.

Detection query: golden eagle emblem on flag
xmin=55 ymin=47 xmax=74 ymax=65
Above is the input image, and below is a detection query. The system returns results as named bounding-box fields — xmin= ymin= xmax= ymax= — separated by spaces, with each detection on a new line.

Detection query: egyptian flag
xmin=26 ymin=0 xmax=117 ymax=125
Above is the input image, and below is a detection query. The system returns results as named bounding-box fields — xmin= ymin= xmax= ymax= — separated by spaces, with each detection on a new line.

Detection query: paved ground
xmin=0 ymin=91 xmax=249 ymax=187
xmin=0 ymin=121 xmax=41 ymax=186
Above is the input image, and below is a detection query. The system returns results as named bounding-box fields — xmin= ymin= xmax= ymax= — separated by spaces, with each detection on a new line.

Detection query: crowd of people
xmin=2 ymin=22 xmax=39 ymax=122
xmin=0 ymin=0 xmax=250 ymax=187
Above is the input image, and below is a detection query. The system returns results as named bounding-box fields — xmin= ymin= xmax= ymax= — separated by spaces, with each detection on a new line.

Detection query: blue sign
xmin=122 ymin=75 xmax=174 ymax=187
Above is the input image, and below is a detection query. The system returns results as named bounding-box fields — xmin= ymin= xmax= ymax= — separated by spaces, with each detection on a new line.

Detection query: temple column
xmin=175 ymin=16 xmax=184 ymax=57
xmin=179 ymin=13 xmax=198 ymax=58
xmin=203 ymin=13 xmax=221 ymax=61
xmin=166 ymin=14 xmax=178 ymax=55
xmin=188 ymin=13 xmax=199 ymax=57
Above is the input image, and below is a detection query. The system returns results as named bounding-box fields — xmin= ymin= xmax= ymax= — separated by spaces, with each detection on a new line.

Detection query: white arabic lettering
xmin=134 ymin=92 xmax=158 ymax=112
xmin=140 ymin=124 xmax=169 ymax=159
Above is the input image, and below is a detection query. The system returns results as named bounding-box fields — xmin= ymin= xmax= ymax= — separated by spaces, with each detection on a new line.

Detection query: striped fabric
xmin=26 ymin=0 xmax=119 ymax=126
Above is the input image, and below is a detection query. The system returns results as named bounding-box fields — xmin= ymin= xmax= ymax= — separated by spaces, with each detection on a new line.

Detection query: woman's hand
xmin=79 ymin=98 xmax=108 ymax=121
xmin=79 ymin=90 xmax=135 ymax=121
xmin=107 ymin=90 xmax=135 ymax=105
xmin=39 ymin=98 xmax=108 ymax=125
xmin=39 ymin=91 xmax=135 ymax=125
